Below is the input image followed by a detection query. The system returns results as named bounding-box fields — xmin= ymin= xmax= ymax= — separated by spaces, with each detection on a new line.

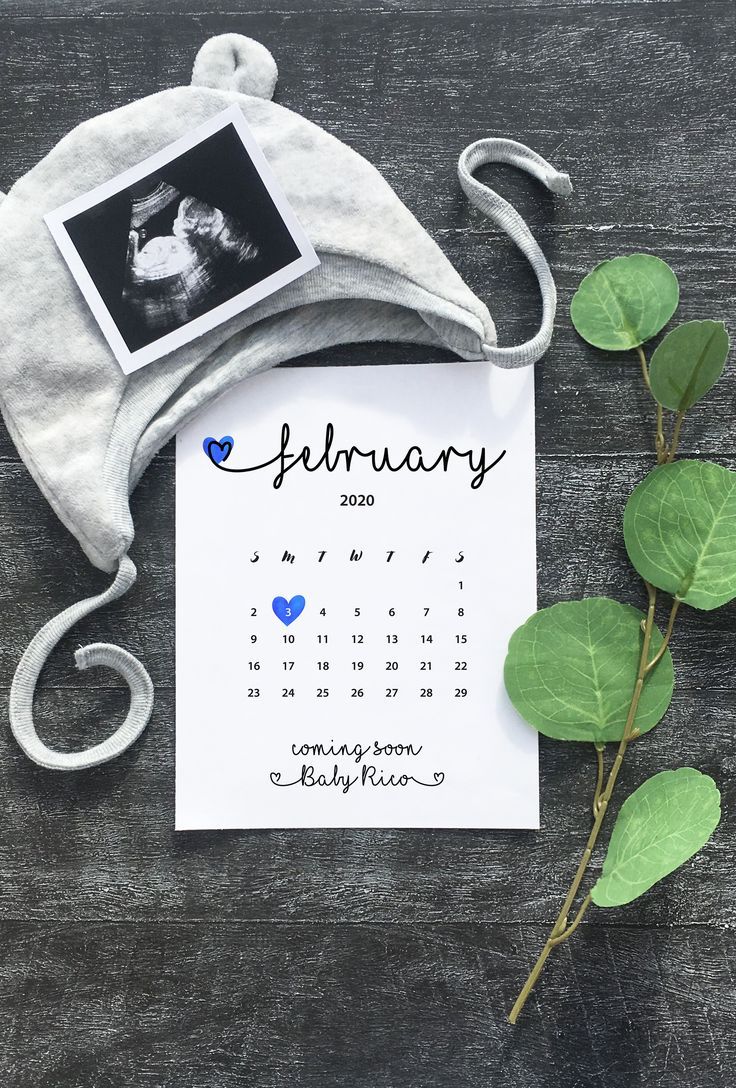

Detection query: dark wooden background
xmin=1 ymin=1 xmax=734 ymax=1084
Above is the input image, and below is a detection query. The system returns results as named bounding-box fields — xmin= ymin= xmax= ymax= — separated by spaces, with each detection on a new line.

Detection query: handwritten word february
xmin=207 ymin=423 xmax=505 ymax=491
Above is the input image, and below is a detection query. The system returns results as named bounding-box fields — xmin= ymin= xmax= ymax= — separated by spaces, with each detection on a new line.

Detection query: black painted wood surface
xmin=1 ymin=2 xmax=735 ymax=1085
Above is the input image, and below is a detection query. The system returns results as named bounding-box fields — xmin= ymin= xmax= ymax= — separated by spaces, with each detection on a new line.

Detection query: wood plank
xmin=0 ymin=0 xmax=696 ymax=16
xmin=0 ymin=920 xmax=734 ymax=1086
xmin=0 ymin=5 xmax=732 ymax=238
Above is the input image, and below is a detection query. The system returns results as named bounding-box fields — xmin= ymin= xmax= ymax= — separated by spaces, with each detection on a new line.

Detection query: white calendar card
xmin=175 ymin=361 xmax=538 ymax=830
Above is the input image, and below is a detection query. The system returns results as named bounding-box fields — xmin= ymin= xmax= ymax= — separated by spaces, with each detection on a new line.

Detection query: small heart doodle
xmin=272 ymin=595 xmax=306 ymax=626
xmin=202 ymin=435 xmax=234 ymax=465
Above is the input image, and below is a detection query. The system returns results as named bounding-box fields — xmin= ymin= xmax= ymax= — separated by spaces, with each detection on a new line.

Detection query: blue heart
xmin=203 ymin=435 xmax=234 ymax=465
xmin=272 ymin=595 xmax=306 ymax=626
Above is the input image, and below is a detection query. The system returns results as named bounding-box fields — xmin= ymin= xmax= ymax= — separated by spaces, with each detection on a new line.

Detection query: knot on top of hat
xmin=191 ymin=34 xmax=278 ymax=100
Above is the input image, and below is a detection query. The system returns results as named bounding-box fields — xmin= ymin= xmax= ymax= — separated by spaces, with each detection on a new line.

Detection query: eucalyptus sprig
xmin=506 ymin=253 xmax=731 ymax=1024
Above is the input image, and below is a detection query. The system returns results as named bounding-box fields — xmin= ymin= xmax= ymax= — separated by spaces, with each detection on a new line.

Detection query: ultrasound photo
xmin=46 ymin=107 xmax=319 ymax=373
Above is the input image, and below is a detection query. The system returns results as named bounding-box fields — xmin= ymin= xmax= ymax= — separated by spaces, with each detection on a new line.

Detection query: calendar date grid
xmin=244 ymin=594 xmax=474 ymax=704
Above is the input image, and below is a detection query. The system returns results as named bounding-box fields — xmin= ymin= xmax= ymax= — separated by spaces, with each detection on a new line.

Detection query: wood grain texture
xmin=0 ymin=1 xmax=734 ymax=1084
xmin=0 ymin=0 xmax=694 ymax=14
xmin=1 ymin=4 xmax=733 ymax=236
xmin=1 ymin=922 xmax=735 ymax=1088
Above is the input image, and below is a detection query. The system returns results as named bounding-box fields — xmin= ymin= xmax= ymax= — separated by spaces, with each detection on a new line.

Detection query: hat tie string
xmin=9 ymin=555 xmax=153 ymax=770
xmin=457 ymin=138 xmax=572 ymax=369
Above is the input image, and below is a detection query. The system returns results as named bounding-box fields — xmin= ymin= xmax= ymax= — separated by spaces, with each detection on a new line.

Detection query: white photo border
xmin=44 ymin=105 xmax=320 ymax=375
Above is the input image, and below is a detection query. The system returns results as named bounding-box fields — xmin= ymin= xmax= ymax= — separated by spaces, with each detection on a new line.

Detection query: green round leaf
xmin=624 ymin=459 xmax=736 ymax=610
xmin=649 ymin=320 xmax=729 ymax=411
xmin=570 ymin=254 xmax=679 ymax=351
xmin=591 ymin=768 xmax=721 ymax=908
xmin=503 ymin=598 xmax=674 ymax=743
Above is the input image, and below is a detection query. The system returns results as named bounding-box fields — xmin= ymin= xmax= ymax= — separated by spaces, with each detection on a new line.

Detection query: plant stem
xmin=666 ymin=410 xmax=686 ymax=463
xmin=635 ymin=346 xmax=667 ymax=462
xmin=656 ymin=404 xmax=666 ymax=463
xmin=592 ymin=744 xmax=605 ymax=817
xmin=636 ymin=345 xmax=651 ymax=391
xmin=645 ymin=598 xmax=680 ymax=673
xmin=549 ymin=893 xmax=592 ymax=946
xmin=508 ymin=582 xmax=660 ymax=1025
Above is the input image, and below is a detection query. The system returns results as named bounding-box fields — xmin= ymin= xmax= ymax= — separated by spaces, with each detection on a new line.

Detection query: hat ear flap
xmin=191 ymin=34 xmax=278 ymax=101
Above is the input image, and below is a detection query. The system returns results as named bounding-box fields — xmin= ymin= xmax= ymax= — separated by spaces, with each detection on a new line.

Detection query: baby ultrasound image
xmin=124 ymin=179 xmax=260 ymax=334
xmin=63 ymin=122 xmax=302 ymax=353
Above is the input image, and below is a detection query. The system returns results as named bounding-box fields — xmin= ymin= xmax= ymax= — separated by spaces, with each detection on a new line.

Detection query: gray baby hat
xmin=0 ymin=33 xmax=571 ymax=770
